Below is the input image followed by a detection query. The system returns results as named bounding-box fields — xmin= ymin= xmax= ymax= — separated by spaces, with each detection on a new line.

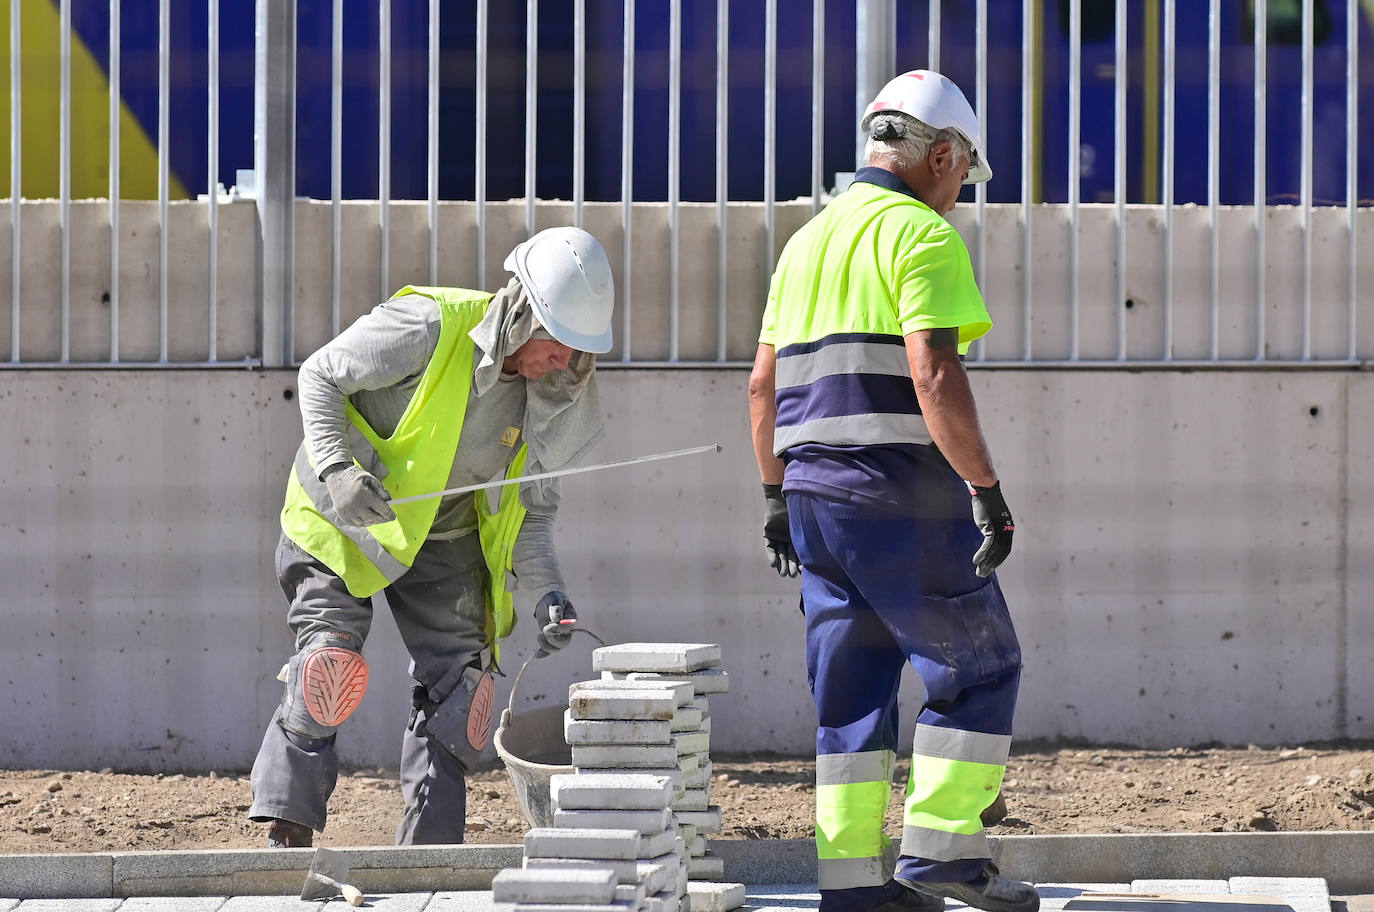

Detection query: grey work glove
xmin=762 ymin=483 xmax=800 ymax=578
xmin=323 ymin=463 xmax=397 ymax=527
xmin=534 ymin=591 xmax=578 ymax=656
xmin=969 ymin=480 xmax=1014 ymax=578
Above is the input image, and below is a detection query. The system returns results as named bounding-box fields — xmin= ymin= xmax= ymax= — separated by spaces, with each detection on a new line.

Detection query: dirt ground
xmin=2 ymin=742 xmax=1373 ymax=853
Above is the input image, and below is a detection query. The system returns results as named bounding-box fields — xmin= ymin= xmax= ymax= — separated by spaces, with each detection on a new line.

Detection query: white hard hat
xmin=503 ymin=226 xmax=615 ymax=354
xmin=861 ymin=69 xmax=992 ymax=184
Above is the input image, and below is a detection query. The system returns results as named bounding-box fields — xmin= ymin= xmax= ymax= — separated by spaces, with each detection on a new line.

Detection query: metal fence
xmin=1 ymin=0 xmax=1367 ymax=367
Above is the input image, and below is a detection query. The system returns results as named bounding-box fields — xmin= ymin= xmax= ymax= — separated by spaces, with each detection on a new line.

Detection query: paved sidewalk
xmin=0 ymin=877 xmax=1363 ymax=912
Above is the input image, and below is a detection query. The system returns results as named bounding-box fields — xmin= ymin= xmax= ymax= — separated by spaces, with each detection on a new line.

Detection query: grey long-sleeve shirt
xmin=296 ymin=293 xmax=566 ymax=599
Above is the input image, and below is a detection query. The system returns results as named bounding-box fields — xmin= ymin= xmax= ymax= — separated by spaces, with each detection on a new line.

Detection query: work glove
xmin=534 ymin=591 xmax=578 ymax=656
xmin=762 ymin=483 xmax=800 ymax=578
xmin=323 ymin=463 xmax=396 ymax=527
xmin=969 ymin=480 xmax=1014 ymax=578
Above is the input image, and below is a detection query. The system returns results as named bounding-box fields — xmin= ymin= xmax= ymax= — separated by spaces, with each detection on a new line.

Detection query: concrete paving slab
xmin=552 ymin=774 xmax=674 ymax=811
xmin=511 ymin=901 xmax=638 ymax=912
xmin=1131 ymin=881 xmax=1236 ymax=894
xmin=572 ymin=746 xmax=681 ymax=769
xmin=673 ymin=788 xmax=710 ymax=812
xmin=524 ymin=828 xmax=641 ymax=861
xmin=671 ymin=709 xmax=705 ymax=732
xmin=1034 ymin=884 xmax=1133 ymax=912
xmin=0 ymin=856 xmax=112 ymax=900
xmin=579 ymin=769 xmax=684 ymax=792
xmin=569 ymin=690 xmax=679 ymax=721
xmin=335 ymin=895 xmax=435 ymax=912
xmin=592 ymin=645 xmax=721 ymax=675
xmin=1230 ymin=878 xmax=1331 ymax=912
xmin=1333 ymin=896 xmax=1374 ymax=912
xmin=425 ymin=893 xmax=512 ymax=912
xmin=9 ymin=904 xmax=121 ymax=912
xmin=0 ymin=901 xmax=16 ymax=912
xmin=522 ymin=857 xmax=638 ymax=886
xmin=737 ymin=884 xmax=819 ymax=912
xmin=494 ymin=866 xmax=619 ymax=903
xmin=565 ymin=714 xmax=674 ymax=746
xmin=639 ymin=829 xmax=681 ymax=860
xmin=687 ymin=882 xmax=747 ymax=912
xmin=111 ymin=900 xmax=228 ymax=911
xmin=671 ymin=732 xmax=710 ymax=756
xmin=626 ymin=670 xmax=729 ymax=696
xmin=215 ymin=899 xmax=324 ymax=911
xmin=555 ymin=808 xmax=673 ymax=835
xmin=588 ymin=678 xmax=696 ymax=707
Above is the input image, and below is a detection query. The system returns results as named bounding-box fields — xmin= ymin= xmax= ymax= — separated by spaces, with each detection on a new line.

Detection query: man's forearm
xmin=748 ymin=344 xmax=785 ymax=485
xmin=906 ymin=330 xmax=997 ymax=488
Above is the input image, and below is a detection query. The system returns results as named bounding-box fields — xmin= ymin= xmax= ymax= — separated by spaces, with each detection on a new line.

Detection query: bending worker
xmin=748 ymin=71 xmax=1036 ymax=912
xmin=249 ymin=226 xmax=614 ymax=847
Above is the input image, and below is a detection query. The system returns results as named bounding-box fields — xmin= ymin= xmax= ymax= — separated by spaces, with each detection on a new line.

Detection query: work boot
xmin=870 ymin=879 xmax=945 ymax=912
xmin=897 ymin=863 xmax=1038 ymax=912
xmin=265 ymin=818 xmax=314 ymax=848
xmin=980 ymin=792 xmax=1008 ymax=826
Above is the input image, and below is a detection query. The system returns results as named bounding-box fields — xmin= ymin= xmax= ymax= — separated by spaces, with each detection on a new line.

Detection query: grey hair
xmin=864 ymin=112 xmax=972 ymax=172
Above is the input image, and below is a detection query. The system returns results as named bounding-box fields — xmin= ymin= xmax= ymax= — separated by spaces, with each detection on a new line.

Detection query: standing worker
xmin=748 ymin=71 xmax=1036 ymax=912
xmin=249 ymin=226 xmax=614 ymax=847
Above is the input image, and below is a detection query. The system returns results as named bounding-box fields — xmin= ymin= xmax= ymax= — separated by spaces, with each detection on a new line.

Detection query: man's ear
xmin=928 ymin=139 xmax=954 ymax=177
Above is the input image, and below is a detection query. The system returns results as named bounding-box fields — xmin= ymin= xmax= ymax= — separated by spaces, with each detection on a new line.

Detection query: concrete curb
xmin=0 ymin=833 xmax=1371 ymax=900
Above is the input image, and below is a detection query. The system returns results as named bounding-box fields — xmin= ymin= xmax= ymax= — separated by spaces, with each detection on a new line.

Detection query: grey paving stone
xmin=738 ymin=884 xmax=820 ymax=912
xmin=569 ymin=689 xmax=679 ymax=721
xmin=425 ymin=893 xmax=514 ymax=912
xmin=525 ymin=827 xmax=642 ymax=861
xmin=589 ymin=677 xmax=696 ymax=707
xmin=671 ymin=732 xmax=711 ymax=756
xmin=629 ymin=670 xmax=729 ymax=696
xmin=496 ymin=866 xmax=620 ymax=902
xmin=592 ymin=644 xmax=721 ymax=675
xmin=572 ymin=745 xmax=682 ymax=769
xmin=10 ymin=903 xmax=122 ymax=912
xmin=686 ymin=854 xmax=724 ymax=881
xmin=555 ymin=806 xmax=674 ymax=834
xmin=215 ymin=899 xmax=325 ymax=911
xmin=337 ymin=895 xmax=435 ymax=912
xmin=552 ymin=773 xmax=674 ymax=811
xmin=565 ymin=713 xmax=674 ymax=746
xmin=0 ymin=854 xmax=113 ymax=900
xmin=1130 ymin=881 xmax=1231 ymax=895
xmin=512 ymin=902 xmax=638 ymax=912
xmin=523 ymin=857 xmax=639 ymax=886
xmin=1229 ymin=877 xmax=1331 ymax=912
xmin=113 ymin=900 xmax=228 ymax=912
xmin=1035 ymin=883 xmax=1132 ymax=912
xmin=0 ymin=901 xmax=16 ymax=912
xmin=687 ymin=882 xmax=748 ymax=912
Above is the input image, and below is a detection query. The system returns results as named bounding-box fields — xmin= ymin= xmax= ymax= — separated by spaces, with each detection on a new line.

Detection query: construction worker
xmin=748 ymin=71 xmax=1036 ymax=912
xmin=248 ymin=226 xmax=614 ymax=847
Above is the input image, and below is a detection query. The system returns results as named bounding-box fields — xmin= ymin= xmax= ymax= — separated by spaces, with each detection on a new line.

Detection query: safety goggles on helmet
xmin=861 ymin=69 xmax=992 ymax=184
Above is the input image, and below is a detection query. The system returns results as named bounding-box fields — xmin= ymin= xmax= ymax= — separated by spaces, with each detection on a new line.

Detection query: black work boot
xmin=897 ymin=863 xmax=1038 ymax=912
xmin=265 ymin=818 xmax=314 ymax=848
xmin=870 ymin=879 xmax=945 ymax=912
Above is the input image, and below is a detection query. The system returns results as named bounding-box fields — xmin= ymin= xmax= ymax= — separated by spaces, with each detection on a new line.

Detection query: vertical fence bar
xmin=475 ymin=0 xmax=487 ymax=289
xmin=157 ymin=0 xmax=169 ymax=361
xmin=1068 ymin=0 xmax=1079 ymax=360
xmin=109 ymin=0 xmax=119 ymax=361
xmin=255 ymin=0 xmax=294 ymax=367
xmin=972 ymin=0 xmax=986 ymax=361
xmin=379 ymin=0 xmax=391 ymax=300
xmin=574 ymin=0 xmax=585 ymax=228
xmin=428 ymin=0 xmax=439 ymax=284
xmin=1349 ymin=0 xmax=1358 ymax=360
xmin=1020 ymin=0 xmax=1033 ymax=360
xmin=1300 ymin=0 xmax=1313 ymax=360
xmin=716 ymin=0 xmax=729 ymax=360
xmin=1207 ymin=0 xmax=1219 ymax=360
xmin=928 ymin=0 xmax=940 ymax=72
xmin=856 ymin=1 xmax=895 ymax=168
xmin=620 ymin=0 xmax=633 ymax=362
xmin=9 ymin=0 xmax=19 ymax=362
xmin=1254 ymin=0 xmax=1266 ymax=360
xmin=60 ymin=0 xmax=71 ymax=362
xmin=1162 ymin=0 xmax=1174 ymax=361
xmin=765 ymin=0 xmax=776 ymax=268
xmin=1114 ymin=0 xmax=1125 ymax=361
xmin=668 ymin=0 xmax=680 ymax=361
xmin=208 ymin=0 xmax=219 ymax=360
xmin=525 ymin=0 xmax=536 ymax=239
xmin=330 ymin=0 xmax=342 ymax=336
xmin=811 ymin=0 xmax=823 ymax=214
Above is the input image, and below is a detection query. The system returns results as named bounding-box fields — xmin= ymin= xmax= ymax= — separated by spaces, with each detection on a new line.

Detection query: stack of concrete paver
xmin=591 ymin=642 xmax=746 ymax=912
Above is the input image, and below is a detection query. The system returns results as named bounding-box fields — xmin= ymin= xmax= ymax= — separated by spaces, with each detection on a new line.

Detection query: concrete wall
xmin=1 ymin=367 xmax=1369 ymax=773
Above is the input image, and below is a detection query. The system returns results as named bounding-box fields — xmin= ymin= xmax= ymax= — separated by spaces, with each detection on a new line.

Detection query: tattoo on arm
xmin=924 ymin=327 xmax=959 ymax=352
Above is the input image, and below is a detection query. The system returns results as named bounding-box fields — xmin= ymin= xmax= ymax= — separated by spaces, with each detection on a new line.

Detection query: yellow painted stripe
xmin=0 ymin=0 xmax=187 ymax=199
xmin=815 ymin=780 xmax=891 ymax=860
xmin=904 ymin=754 xmax=1004 ymax=835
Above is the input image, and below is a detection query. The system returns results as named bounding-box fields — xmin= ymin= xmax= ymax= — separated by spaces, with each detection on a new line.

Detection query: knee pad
xmin=280 ymin=636 xmax=370 ymax=738
xmin=418 ymin=665 xmax=496 ymax=769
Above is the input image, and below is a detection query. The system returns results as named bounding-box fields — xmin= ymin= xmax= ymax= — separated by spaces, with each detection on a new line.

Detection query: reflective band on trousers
xmin=775 ymin=339 xmax=912 ymax=390
xmin=817 ymin=851 xmax=892 ymax=891
xmin=292 ymin=445 xmax=410 ymax=583
xmin=912 ymin=723 xmax=1011 ymax=765
xmin=815 ymin=749 xmax=894 ymax=787
xmin=900 ymin=823 xmax=990 ymax=863
xmin=774 ymin=412 xmax=932 ymax=454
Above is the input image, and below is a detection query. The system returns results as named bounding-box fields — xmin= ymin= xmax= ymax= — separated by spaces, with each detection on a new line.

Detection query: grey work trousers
xmin=248 ymin=531 xmax=490 ymax=844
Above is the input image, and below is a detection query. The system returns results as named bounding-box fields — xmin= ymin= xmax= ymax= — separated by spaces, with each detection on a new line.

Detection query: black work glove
xmin=969 ymin=481 xmax=1014 ymax=578
xmin=534 ymin=591 xmax=577 ymax=655
xmin=323 ymin=463 xmax=396 ymax=527
xmin=762 ymin=483 xmax=800 ymax=578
